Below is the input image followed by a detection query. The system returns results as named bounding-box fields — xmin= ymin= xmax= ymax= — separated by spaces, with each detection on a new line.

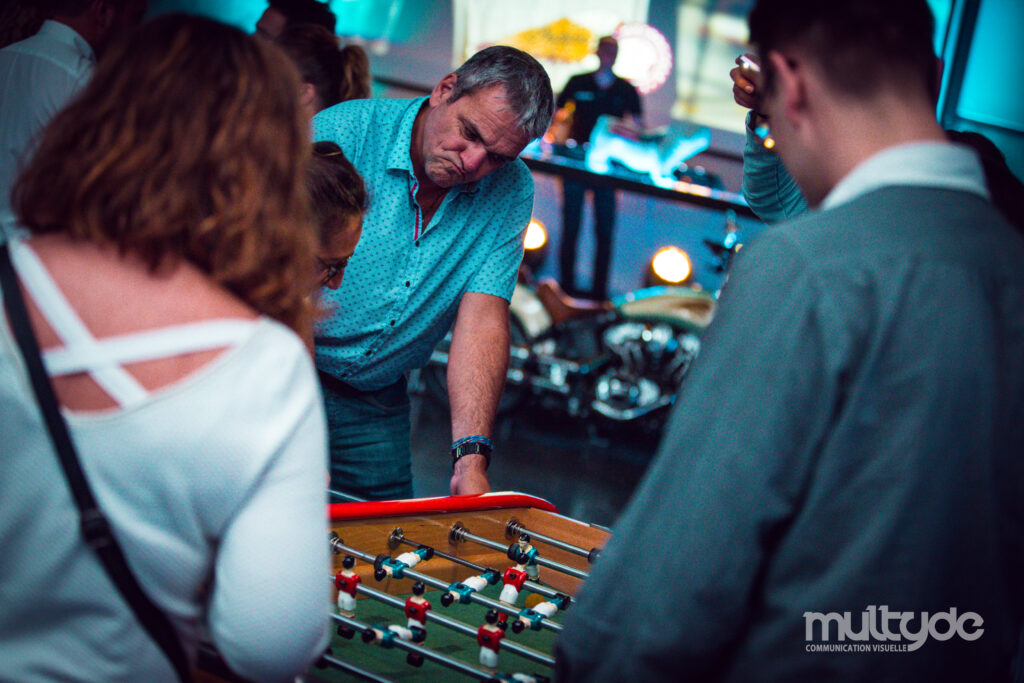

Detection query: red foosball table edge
xmin=328 ymin=491 xmax=558 ymax=521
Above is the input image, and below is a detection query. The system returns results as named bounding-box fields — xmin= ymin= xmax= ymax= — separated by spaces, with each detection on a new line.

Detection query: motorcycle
xmin=419 ymin=216 xmax=742 ymax=440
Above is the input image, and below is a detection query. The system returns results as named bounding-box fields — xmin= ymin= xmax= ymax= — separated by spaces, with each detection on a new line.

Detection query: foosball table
xmin=312 ymin=492 xmax=609 ymax=682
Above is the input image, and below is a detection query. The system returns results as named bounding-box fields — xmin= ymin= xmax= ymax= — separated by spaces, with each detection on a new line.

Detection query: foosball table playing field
xmin=311 ymin=492 xmax=610 ymax=682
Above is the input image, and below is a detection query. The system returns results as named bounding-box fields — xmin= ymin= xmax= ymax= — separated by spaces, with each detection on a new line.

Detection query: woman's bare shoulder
xmin=25 ymin=236 xmax=261 ymax=411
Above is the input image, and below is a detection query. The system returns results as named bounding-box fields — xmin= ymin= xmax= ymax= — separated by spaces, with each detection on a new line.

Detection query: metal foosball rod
xmin=346 ymin=579 xmax=556 ymax=668
xmin=329 ymin=533 xmax=563 ymax=634
xmin=330 ymin=612 xmax=495 ymax=681
xmin=317 ymin=647 xmax=394 ymax=683
xmin=505 ymin=517 xmax=602 ymax=564
xmin=330 ymin=612 xmax=550 ymax=683
xmin=449 ymin=522 xmax=589 ymax=581
xmin=388 ymin=528 xmax=574 ymax=607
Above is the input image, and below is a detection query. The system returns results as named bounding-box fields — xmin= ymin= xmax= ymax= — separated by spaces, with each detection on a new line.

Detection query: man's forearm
xmin=446 ymin=292 xmax=511 ymax=494
xmin=741 ymin=111 xmax=808 ymax=223
xmin=447 ymin=307 xmax=508 ymax=439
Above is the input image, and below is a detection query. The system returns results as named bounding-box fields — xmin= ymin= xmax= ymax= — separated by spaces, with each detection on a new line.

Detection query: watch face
xmin=451 ymin=440 xmax=492 ymax=468
xmin=453 ymin=442 xmax=484 ymax=457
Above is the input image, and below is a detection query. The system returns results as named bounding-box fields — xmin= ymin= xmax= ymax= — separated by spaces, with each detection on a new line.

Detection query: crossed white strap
xmin=10 ymin=241 xmax=256 ymax=409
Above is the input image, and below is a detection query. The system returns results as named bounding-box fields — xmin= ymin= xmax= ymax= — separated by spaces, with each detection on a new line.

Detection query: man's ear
xmin=430 ymin=73 xmax=458 ymax=107
xmin=766 ymin=50 xmax=806 ymax=127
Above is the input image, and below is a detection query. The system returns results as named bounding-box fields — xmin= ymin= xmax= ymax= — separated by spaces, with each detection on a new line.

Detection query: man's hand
xmin=730 ymin=53 xmax=762 ymax=110
xmin=450 ymin=452 xmax=491 ymax=495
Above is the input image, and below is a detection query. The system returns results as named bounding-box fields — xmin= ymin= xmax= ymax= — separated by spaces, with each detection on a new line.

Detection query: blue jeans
xmin=319 ymin=373 xmax=414 ymax=500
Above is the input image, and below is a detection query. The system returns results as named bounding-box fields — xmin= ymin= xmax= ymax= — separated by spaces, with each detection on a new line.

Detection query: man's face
xmin=255 ymin=7 xmax=287 ymax=39
xmin=596 ymin=41 xmax=618 ymax=70
xmin=416 ymin=76 xmax=531 ymax=188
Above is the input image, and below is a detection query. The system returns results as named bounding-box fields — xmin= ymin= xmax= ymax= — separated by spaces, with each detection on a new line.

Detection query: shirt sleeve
xmin=465 ymin=164 xmax=532 ymax=301
xmin=311 ymin=100 xmax=363 ymax=157
xmin=555 ymin=230 xmax=837 ymax=680
xmin=206 ymin=336 xmax=331 ymax=682
xmin=741 ymin=111 xmax=808 ymax=223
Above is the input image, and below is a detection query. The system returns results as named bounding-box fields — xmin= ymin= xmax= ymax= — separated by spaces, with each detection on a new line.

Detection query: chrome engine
xmin=592 ymin=321 xmax=702 ymax=420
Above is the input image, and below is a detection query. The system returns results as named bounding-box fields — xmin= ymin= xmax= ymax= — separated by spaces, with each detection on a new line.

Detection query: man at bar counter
xmin=555 ymin=35 xmax=642 ymax=300
xmin=312 ymin=46 xmax=554 ymax=500
xmin=556 ymin=0 xmax=1024 ymax=680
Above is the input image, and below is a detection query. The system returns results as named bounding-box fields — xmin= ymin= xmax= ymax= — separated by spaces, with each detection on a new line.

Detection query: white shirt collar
xmin=822 ymin=141 xmax=989 ymax=211
xmin=37 ymin=19 xmax=95 ymax=64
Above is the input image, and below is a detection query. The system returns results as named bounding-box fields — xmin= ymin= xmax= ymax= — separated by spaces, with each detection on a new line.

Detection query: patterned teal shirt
xmin=311 ymin=97 xmax=532 ymax=391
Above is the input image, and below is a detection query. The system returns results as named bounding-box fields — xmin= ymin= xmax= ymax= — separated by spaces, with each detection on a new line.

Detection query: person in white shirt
xmin=0 ymin=14 xmax=331 ymax=682
xmin=0 ymin=0 xmax=147 ymax=239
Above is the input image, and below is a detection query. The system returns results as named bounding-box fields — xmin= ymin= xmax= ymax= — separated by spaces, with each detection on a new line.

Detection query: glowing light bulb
xmin=651 ymin=246 xmax=692 ymax=284
xmin=524 ymin=219 xmax=547 ymax=250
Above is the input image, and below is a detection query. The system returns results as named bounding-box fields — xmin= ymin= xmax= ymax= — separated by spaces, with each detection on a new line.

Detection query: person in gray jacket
xmin=556 ymin=1 xmax=1024 ymax=680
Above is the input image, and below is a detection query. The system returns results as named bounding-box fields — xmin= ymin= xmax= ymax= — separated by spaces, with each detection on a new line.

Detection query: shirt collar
xmin=388 ymin=96 xmax=481 ymax=195
xmin=39 ymin=19 xmax=96 ymax=65
xmin=822 ymin=141 xmax=989 ymax=211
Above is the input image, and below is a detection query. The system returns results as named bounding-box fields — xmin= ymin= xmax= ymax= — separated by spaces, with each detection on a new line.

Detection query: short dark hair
xmin=307 ymin=141 xmax=368 ymax=246
xmin=448 ymin=45 xmax=555 ymax=140
xmin=749 ymin=0 xmax=937 ymax=101
xmin=0 ymin=0 xmax=46 ymax=48
xmin=42 ymin=0 xmax=140 ymax=16
xmin=267 ymin=0 xmax=336 ymax=33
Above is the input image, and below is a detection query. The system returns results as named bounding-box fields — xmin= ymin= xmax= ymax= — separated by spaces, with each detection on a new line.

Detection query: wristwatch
xmin=451 ymin=441 xmax=492 ymax=470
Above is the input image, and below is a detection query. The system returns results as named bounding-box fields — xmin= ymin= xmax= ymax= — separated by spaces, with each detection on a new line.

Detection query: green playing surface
xmin=312 ymin=582 xmax=559 ymax=682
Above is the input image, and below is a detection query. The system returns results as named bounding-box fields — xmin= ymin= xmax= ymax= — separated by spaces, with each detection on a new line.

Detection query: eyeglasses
xmin=318 ymin=257 xmax=348 ymax=285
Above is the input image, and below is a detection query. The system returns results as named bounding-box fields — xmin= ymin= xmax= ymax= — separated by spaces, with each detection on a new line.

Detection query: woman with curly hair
xmin=0 ymin=14 xmax=330 ymax=682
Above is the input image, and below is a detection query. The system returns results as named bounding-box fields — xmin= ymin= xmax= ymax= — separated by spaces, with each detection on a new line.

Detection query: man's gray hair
xmin=448 ymin=45 xmax=554 ymax=141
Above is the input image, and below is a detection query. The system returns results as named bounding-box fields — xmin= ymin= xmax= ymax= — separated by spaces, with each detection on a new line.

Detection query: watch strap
xmin=451 ymin=440 xmax=492 ymax=470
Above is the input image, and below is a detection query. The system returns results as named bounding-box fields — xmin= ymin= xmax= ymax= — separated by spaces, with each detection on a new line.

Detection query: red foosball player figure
xmin=499 ymin=566 xmax=529 ymax=605
xmin=404 ymin=581 xmax=432 ymax=632
xmin=334 ymin=555 xmax=361 ymax=617
xmin=477 ymin=609 xmax=505 ymax=670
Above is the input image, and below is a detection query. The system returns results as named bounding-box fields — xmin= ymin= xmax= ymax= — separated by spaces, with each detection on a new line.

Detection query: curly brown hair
xmin=12 ymin=13 xmax=318 ymax=336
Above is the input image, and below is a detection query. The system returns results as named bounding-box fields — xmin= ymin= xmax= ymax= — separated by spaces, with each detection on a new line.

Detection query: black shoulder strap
xmin=0 ymin=242 xmax=191 ymax=682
